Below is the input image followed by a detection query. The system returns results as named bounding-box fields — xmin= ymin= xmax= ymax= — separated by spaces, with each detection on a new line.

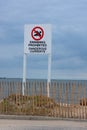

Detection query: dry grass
xmin=0 ymin=94 xmax=87 ymax=119
xmin=0 ymin=94 xmax=57 ymax=116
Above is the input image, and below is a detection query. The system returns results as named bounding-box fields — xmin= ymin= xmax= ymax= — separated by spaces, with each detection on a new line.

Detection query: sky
xmin=0 ymin=0 xmax=87 ymax=79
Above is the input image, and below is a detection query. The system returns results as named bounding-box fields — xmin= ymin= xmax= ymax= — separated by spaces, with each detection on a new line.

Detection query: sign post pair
xmin=23 ymin=24 xmax=52 ymax=97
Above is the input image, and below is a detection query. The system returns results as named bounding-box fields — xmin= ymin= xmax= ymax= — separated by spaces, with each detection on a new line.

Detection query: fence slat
xmin=0 ymin=80 xmax=87 ymax=119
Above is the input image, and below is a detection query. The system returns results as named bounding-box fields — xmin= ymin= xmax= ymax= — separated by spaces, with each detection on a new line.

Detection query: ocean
xmin=0 ymin=78 xmax=87 ymax=104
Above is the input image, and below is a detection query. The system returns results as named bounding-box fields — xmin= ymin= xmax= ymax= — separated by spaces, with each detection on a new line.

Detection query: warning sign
xmin=24 ymin=24 xmax=51 ymax=54
xmin=31 ymin=26 xmax=44 ymax=41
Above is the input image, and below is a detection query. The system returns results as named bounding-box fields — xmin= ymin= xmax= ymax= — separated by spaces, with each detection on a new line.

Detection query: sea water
xmin=0 ymin=78 xmax=87 ymax=104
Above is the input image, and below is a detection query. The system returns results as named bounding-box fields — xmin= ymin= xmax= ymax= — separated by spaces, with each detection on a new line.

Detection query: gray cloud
xmin=0 ymin=0 xmax=87 ymax=79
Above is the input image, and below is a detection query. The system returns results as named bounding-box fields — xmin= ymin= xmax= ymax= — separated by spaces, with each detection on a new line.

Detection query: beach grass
xmin=0 ymin=94 xmax=87 ymax=119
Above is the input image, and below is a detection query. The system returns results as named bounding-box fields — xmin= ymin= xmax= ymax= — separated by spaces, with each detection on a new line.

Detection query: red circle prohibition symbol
xmin=31 ymin=26 xmax=44 ymax=41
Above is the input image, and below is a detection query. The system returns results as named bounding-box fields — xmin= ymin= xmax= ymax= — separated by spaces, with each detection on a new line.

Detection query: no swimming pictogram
xmin=31 ymin=26 xmax=44 ymax=41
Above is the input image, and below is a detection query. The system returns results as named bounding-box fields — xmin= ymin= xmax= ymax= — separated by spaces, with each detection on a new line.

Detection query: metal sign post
xmin=23 ymin=24 xmax=51 ymax=97
xmin=47 ymin=53 xmax=51 ymax=97
xmin=22 ymin=53 xmax=27 ymax=95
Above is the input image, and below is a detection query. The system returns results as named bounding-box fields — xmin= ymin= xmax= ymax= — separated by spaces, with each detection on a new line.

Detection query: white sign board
xmin=24 ymin=24 xmax=51 ymax=54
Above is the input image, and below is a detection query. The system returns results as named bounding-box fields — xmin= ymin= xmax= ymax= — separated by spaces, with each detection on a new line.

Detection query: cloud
xmin=0 ymin=0 xmax=87 ymax=79
xmin=0 ymin=44 xmax=23 ymax=59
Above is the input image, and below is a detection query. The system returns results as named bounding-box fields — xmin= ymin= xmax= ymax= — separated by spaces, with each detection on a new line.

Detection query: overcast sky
xmin=0 ymin=0 xmax=87 ymax=79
